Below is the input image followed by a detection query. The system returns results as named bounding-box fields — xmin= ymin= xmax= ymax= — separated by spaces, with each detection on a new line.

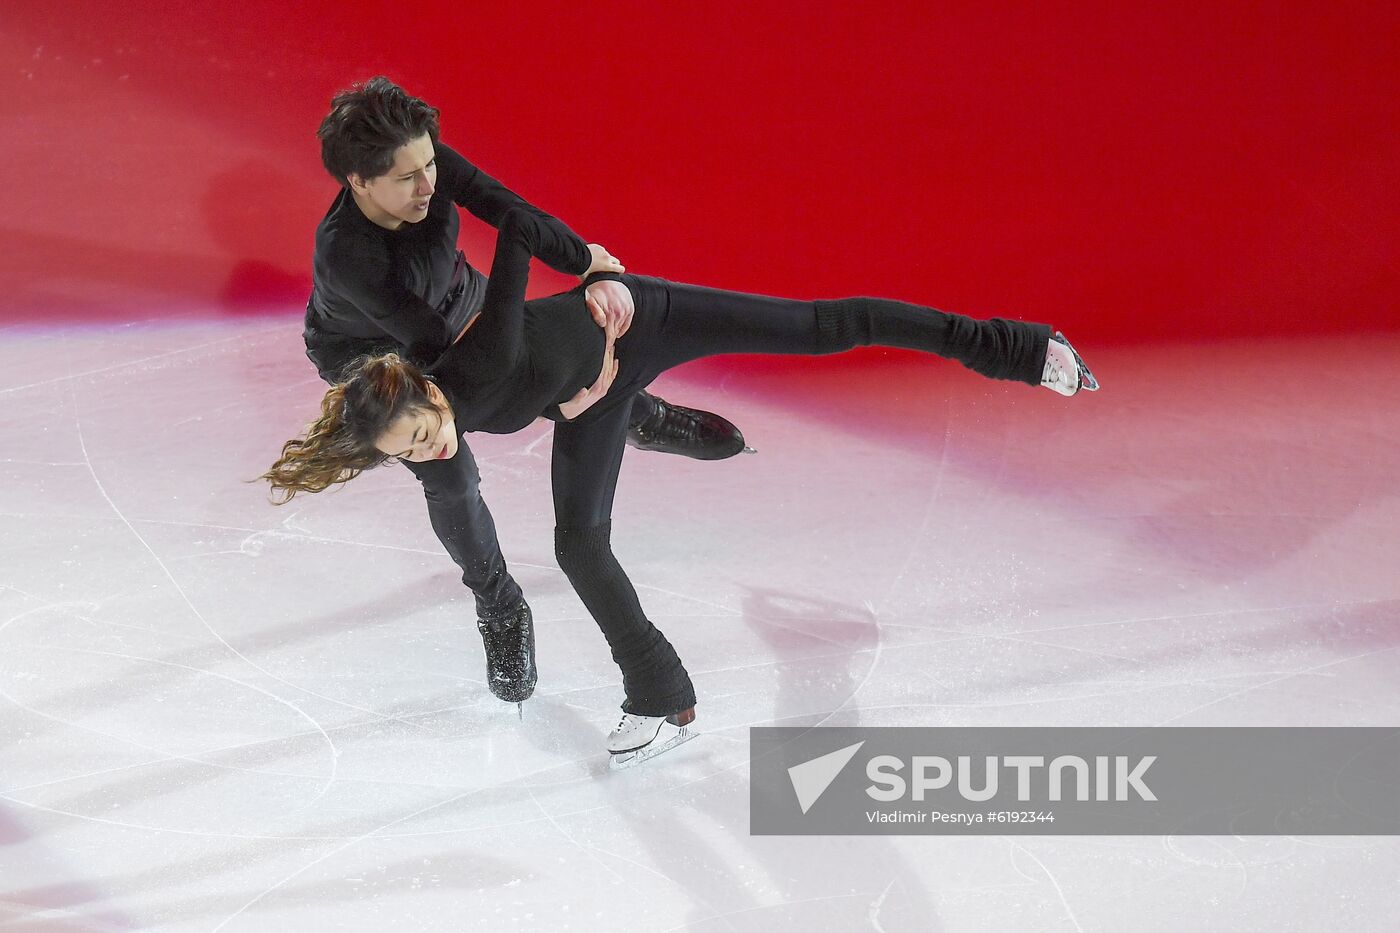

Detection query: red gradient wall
xmin=4 ymin=1 xmax=1397 ymax=344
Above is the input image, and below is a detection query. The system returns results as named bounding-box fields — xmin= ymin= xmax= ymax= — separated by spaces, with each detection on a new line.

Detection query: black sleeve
xmin=582 ymin=271 xmax=627 ymax=288
xmin=465 ymin=205 xmax=592 ymax=376
xmin=325 ymin=238 xmax=451 ymax=364
xmin=435 ymin=140 xmax=594 ymax=278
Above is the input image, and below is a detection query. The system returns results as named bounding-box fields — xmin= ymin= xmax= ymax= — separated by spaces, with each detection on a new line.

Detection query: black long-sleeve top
xmin=428 ymin=206 xmax=625 ymax=433
xmin=302 ymin=139 xmax=616 ymax=378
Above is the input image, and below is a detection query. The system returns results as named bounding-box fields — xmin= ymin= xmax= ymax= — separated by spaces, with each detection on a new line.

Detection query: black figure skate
xmin=606 ymin=706 xmax=698 ymax=770
xmin=476 ymin=599 xmax=537 ymax=718
xmin=626 ymin=396 xmax=756 ymax=459
xmin=1040 ymin=330 xmax=1100 ymax=396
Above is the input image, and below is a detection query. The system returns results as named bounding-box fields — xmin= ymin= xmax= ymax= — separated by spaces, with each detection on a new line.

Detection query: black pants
xmin=308 ymin=337 xmax=660 ymax=618
xmin=551 ymin=275 xmax=1051 ymax=716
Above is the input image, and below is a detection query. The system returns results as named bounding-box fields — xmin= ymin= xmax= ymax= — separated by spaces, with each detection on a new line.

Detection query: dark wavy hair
xmin=261 ymin=353 xmax=438 ymax=503
xmin=317 ymin=76 xmax=441 ymax=187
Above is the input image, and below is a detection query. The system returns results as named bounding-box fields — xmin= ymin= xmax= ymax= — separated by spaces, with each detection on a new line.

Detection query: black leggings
xmin=308 ymin=340 xmax=660 ymax=619
xmin=396 ymin=392 xmax=659 ymax=618
xmin=551 ymin=274 xmax=1051 ymax=716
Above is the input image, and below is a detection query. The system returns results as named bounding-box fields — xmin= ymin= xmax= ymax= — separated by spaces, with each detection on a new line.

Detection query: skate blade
xmin=1054 ymin=330 xmax=1100 ymax=393
xmin=741 ymin=446 xmax=758 ymax=455
xmin=1076 ymin=359 xmax=1099 ymax=392
xmin=608 ymin=727 xmax=699 ymax=770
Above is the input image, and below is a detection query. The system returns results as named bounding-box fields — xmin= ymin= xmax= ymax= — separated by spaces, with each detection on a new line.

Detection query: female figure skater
xmin=267 ymin=127 xmax=1098 ymax=772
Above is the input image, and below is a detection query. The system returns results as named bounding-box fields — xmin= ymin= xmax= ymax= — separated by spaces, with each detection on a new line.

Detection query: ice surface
xmin=1 ymin=317 xmax=1398 ymax=931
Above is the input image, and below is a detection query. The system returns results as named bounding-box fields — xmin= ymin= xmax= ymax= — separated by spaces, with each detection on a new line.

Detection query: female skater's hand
xmin=584 ymin=280 xmax=635 ymax=339
xmin=559 ymin=334 xmax=619 ymax=420
xmin=580 ymin=243 xmax=625 ymax=280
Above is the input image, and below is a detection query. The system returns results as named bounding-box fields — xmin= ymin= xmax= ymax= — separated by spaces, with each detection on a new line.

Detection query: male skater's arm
xmin=321 ymin=238 xmax=453 ymax=365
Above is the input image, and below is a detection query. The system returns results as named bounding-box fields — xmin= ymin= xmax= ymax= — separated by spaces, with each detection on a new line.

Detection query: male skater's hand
xmin=584 ymin=280 xmax=635 ymax=339
xmin=559 ymin=333 xmax=619 ymax=420
xmin=581 ymin=243 xmax=625 ymax=279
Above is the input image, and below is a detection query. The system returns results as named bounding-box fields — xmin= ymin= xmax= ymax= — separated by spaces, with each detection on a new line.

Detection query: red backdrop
xmin=4 ymin=0 xmax=1397 ymax=344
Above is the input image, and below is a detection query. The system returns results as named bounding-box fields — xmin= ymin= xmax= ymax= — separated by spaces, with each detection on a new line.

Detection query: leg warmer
xmin=554 ymin=522 xmax=696 ymax=716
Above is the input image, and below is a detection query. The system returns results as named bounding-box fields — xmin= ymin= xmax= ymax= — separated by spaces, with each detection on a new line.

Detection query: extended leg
xmin=811 ymin=297 xmax=1051 ymax=383
xmin=627 ymin=277 xmax=1052 ymax=384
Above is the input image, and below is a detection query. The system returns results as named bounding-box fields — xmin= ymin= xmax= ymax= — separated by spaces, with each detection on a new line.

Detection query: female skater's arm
xmin=464 ymin=206 xmax=612 ymax=374
xmin=437 ymin=141 xmax=622 ymax=281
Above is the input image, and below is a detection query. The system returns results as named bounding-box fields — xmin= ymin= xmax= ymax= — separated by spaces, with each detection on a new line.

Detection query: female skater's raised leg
xmin=610 ymin=275 xmax=1098 ymax=397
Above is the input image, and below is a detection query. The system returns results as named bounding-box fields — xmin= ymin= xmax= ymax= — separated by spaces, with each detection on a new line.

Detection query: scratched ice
xmin=1 ymin=317 xmax=1398 ymax=932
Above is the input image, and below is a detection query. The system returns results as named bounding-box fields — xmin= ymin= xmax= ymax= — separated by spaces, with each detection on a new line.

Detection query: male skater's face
xmin=348 ymin=133 xmax=437 ymax=231
xmin=374 ymin=381 xmax=460 ymax=463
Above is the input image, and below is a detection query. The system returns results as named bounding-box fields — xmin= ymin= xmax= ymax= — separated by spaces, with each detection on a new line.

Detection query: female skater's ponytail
xmin=260 ymin=353 xmax=437 ymax=503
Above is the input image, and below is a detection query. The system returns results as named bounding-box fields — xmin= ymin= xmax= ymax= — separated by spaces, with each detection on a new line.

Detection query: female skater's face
xmin=373 ymin=382 xmax=460 ymax=463
xmin=348 ymin=133 xmax=437 ymax=231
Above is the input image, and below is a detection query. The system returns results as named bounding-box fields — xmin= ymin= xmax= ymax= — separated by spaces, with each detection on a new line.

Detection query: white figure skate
xmin=1041 ymin=330 xmax=1100 ymax=396
xmin=607 ymin=707 xmax=698 ymax=770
